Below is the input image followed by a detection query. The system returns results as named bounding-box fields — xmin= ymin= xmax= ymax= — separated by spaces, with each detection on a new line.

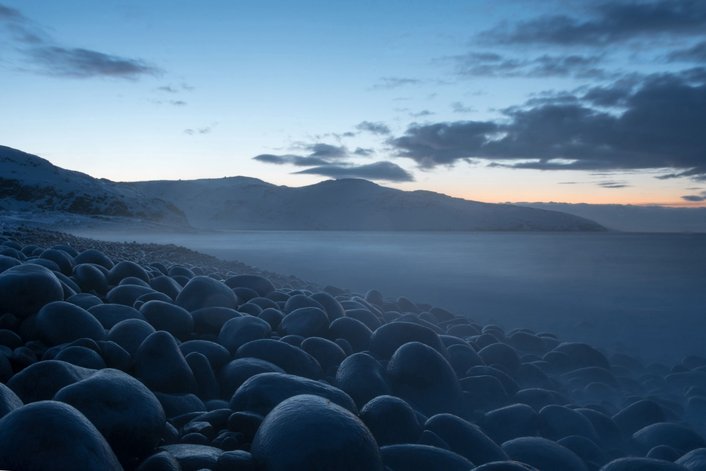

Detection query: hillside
xmin=518 ymin=202 xmax=706 ymax=233
xmin=126 ymin=177 xmax=605 ymax=231
xmin=0 ymin=146 xmax=187 ymax=226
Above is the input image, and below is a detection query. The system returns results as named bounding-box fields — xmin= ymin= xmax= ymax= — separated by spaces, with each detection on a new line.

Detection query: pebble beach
xmin=1 ymin=226 xmax=706 ymax=470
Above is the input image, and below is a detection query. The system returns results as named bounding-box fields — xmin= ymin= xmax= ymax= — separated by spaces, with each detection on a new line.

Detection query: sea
xmin=75 ymin=230 xmax=706 ymax=363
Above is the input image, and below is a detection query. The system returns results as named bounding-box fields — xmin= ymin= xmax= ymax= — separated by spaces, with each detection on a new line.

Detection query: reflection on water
xmin=75 ymin=230 xmax=706 ymax=362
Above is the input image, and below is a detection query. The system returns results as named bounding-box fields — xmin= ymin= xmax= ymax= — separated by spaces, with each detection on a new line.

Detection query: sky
xmin=1 ymin=0 xmax=706 ymax=206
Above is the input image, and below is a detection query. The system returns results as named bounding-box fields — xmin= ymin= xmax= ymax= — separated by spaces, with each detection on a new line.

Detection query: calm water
xmin=77 ymin=230 xmax=706 ymax=362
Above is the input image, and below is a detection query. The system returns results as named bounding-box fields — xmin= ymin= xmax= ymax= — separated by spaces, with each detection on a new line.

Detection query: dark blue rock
xmin=676 ymin=448 xmax=706 ymax=470
xmin=558 ymin=435 xmax=607 ymax=469
xmin=447 ymin=343 xmax=484 ymax=376
xmin=36 ymin=301 xmax=106 ymax=346
xmin=235 ymin=339 xmax=322 ymax=379
xmin=553 ymin=342 xmax=610 ymax=370
xmin=97 ymin=340 xmax=132 ymax=371
xmin=329 ymin=316 xmax=373 ymax=352
xmin=539 ymin=404 xmax=599 ymax=441
xmin=176 ymin=276 xmax=238 ymax=312
xmin=107 ymin=284 xmax=156 ymax=306
xmin=180 ymin=340 xmax=230 ymax=370
xmin=632 ymin=422 xmax=706 ymax=454
xmin=301 ymin=336 xmax=347 ymax=375
xmin=73 ymin=263 xmax=110 ymax=294
xmin=600 ymin=457 xmax=688 ymax=470
xmin=225 ymin=274 xmax=275 ymax=297
xmin=360 ymin=395 xmax=422 ymax=446
xmin=140 ymin=300 xmax=194 ymax=340
xmin=0 ymin=383 xmax=22 ymax=419
xmin=613 ymin=399 xmax=666 ymax=437
xmin=74 ymin=249 xmax=114 ymax=269
xmin=478 ymin=343 xmax=521 ymax=373
xmin=218 ymin=315 xmax=271 ymax=354
xmin=220 ymin=357 xmax=285 ymax=400
xmin=135 ymin=451 xmax=181 ymax=471
xmin=483 ymin=403 xmax=540 ymax=444
xmin=251 ymin=394 xmax=383 ymax=471
xmin=191 ymin=306 xmax=240 ymax=336
xmin=380 ymin=444 xmax=474 ymax=471
xmin=472 ymin=461 xmax=539 ymax=471
xmin=0 ymin=254 xmax=21 ymax=273
xmin=0 ymin=264 xmax=64 ymax=317
xmin=283 ymin=294 xmax=324 ymax=314
xmin=370 ymin=321 xmax=447 ymax=360
xmin=39 ymin=248 xmax=73 ymax=275
xmin=159 ymin=444 xmax=222 ymax=471
xmin=90 ymin=303 xmax=145 ymax=329
xmin=155 ymin=392 xmax=205 ymax=419
xmin=502 ymin=436 xmax=588 ymax=471
xmin=134 ymin=331 xmax=197 ymax=394
xmin=55 ymin=368 xmax=166 ymax=467
xmin=67 ymin=292 xmax=103 ymax=310
xmin=335 ymin=352 xmax=391 ymax=408
xmin=186 ymin=352 xmax=220 ymax=401
xmin=280 ymin=306 xmax=329 ymax=337
xmin=108 ymin=318 xmax=156 ymax=356
xmin=54 ymin=345 xmax=107 ymax=369
xmin=230 ymin=372 xmax=356 ymax=415
xmin=108 ymin=260 xmax=150 ymax=285
xmin=150 ymin=275 xmax=183 ymax=300
xmin=387 ymin=341 xmax=461 ymax=415
xmin=310 ymin=291 xmax=345 ymax=321
xmin=426 ymin=413 xmax=508 ymax=465
xmin=0 ymin=401 xmax=122 ymax=470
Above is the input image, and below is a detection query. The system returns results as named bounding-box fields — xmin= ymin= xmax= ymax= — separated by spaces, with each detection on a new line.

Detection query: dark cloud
xmin=26 ymin=46 xmax=161 ymax=79
xmin=0 ymin=4 xmax=21 ymax=19
xmin=157 ymin=85 xmax=179 ymax=93
xmin=0 ymin=3 xmax=160 ymax=79
xmin=480 ymin=1 xmax=706 ymax=46
xmin=598 ymin=181 xmax=630 ymax=189
xmin=410 ymin=110 xmax=434 ymax=118
xmin=294 ymin=161 xmax=414 ymax=182
xmin=170 ymin=100 xmax=187 ymax=106
xmin=681 ymin=190 xmax=706 ymax=201
xmin=668 ymin=40 xmax=706 ymax=62
xmin=371 ymin=77 xmax=422 ymax=90
xmin=389 ymin=70 xmax=706 ymax=179
xmin=307 ymin=143 xmax=347 ymax=159
xmin=453 ymin=52 xmax=607 ymax=79
xmin=451 ymin=102 xmax=475 ymax=113
xmin=253 ymin=154 xmax=331 ymax=167
xmin=355 ymin=121 xmax=391 ymax=135
xmin=353 ymin=147 xmax=374 ymax=156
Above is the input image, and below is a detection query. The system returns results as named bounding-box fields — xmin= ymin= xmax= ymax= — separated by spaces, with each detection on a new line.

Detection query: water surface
xmin=76 ymin=230 xmax=706 ymax=362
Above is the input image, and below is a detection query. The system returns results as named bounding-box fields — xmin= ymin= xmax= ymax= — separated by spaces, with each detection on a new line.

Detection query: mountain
xmin=0 ymin=145 xmax=605 ymax=232
xmin=518 ymin=202 xmax=706 ymax=233
xmin=125 ymin=177 xmax=605 ymax=231
xmin=0 ymin=146 xmax=187 ymax=226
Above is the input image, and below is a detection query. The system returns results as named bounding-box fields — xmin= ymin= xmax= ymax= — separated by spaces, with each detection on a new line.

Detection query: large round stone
xmin=0 ymin=401 xmax=122 ymax=471
xmin=55 ymin=368 xmax=166 ymax=467
xmin=0 ymin=264 xmax=64 ymax=317
xmin=251 ymin=394 xmax=383 ymax=471
xmin=36 ymin=301 xmax=106 ymax=346
xmin=176 ymin=276 xmax=238 ymax=312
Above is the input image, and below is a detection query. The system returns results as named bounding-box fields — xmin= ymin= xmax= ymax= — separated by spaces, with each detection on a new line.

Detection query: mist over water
xmin=75 ymin=230 xmax=706 ymax=362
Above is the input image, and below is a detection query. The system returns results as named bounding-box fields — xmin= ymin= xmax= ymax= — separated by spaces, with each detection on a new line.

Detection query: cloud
xmin=598 ymin=181 xmax=630 ymax=189
xmin=184 ymin=125 xmax=215 ymax=135
xmin=681 ymin=190 xmax=706 ymax=201
xmin=353 ymin=147 xmax=374 ymax=156
xmin=371 ymin=77 xmax=422 ymax=90
xmin=480 ymin=1 xmax=706 ymax=46
xmin=410 ymin=110 xmax=434 ymax=118
xmin=27 ymin=46 xmax=161 ymax=78
xmin=253 ymin=154 xmax=331 ymax=167
xmin=307 ymin=143 xmax=347 ymax=159
xmin=0 ymin=3 xmax=160 ymax=79
xmin=452 ymin=52 xmax=608 ymax=79
xmin=668 ymin=40 xmax=706 ymax=62
xmin=294 ymin=161 xmax=414 ymax=182
xmin=356 ymin=121 xmax=391 ymax=135
xmin=389 ymin=70 xmax=706 ymax=179
xmin=451 ymin=102 xmax=475 ymax=113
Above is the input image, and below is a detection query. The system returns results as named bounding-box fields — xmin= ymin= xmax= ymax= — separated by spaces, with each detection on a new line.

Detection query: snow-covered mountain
xmin=1 ymin=145 xmax=606 ymax=231
xmin=126 ymin=177 xmax=605 ymax=231
xmin=0 ymin=146 xmax=187 ymax=225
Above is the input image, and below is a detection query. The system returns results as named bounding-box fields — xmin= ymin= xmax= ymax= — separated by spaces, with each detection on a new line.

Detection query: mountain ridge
xmin=1 ymin=145 xmax=606 ymax=232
